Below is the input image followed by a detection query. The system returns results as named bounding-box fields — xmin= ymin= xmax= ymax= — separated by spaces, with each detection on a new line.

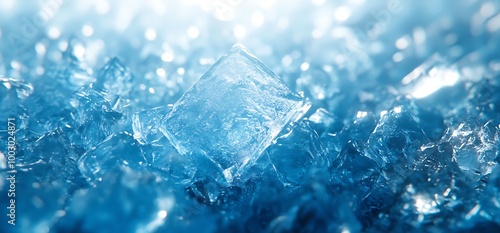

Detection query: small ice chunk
xmin=445 ymin=118 xmax=498 ymax=176
xmin=368 ymin=104 xmax=430 ymax=174
xmin=67 ymin=84 xmax=125 ymax=150
xmin=78 ymin=133 xmax=146 ymax=182
xmin=0 ymin=77 xmax=33 ymax=118
xmin=266 ymin=121 xmax=327 ymax=188
xmin=132 ymin=105 xmax=172 ymax=145
xmin=49 ymin=38 xmax=95 ymax=90
xmin=95 ymin=57 xmax=133 ymax=96
xmin=330 ymin=140 xmax=382 ymax=200
xmin=161 ymin=44 xmax=310 ymax=178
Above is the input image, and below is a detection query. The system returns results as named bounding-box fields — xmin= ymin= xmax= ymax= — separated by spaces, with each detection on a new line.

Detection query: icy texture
xmin=368 ymin=105 xmax=430 ymax=175
xmin=68 ymin=84 xmax=128 ymax=150
xmin=95 ymin=57 xmax=133 ymax=96
xmin=1 ymin=0 xmax=500 ymax=232
xmin=330 ymin=141 xmax=383 ymax=203
xmin=132 ymin=105 xmax=172 ymax=145
xmin=161 ymin=44 xmax=310 ymax=178
xmin=444 ymin=118 xmax=498 ymax=176
xmin=266 ymin=121 xmax=328 ymax=188
xmin=78 ymin=133 xmax=146 ymax=182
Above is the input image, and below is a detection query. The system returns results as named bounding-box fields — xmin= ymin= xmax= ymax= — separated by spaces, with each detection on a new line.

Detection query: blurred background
xmin=1 ymin=0 xmax=498 ymax=111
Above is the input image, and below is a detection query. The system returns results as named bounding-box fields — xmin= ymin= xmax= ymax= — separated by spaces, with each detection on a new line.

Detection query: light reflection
xmin=402 ymin=54 xmax=461 ymax=99
xmin=157 ymin=210 xmax=168 ymax=219
xmin=356 ymin=111 xmax=367 ymax=118
xmin=409 ymin=68 xmax=460 ymax=99
xmin=335 ymin=6 xmax=352 ymax=22
xmin=233 ymin=25 xmax=247 ymax=39
xmin=414 ymin=194 xmax=439 ymax=214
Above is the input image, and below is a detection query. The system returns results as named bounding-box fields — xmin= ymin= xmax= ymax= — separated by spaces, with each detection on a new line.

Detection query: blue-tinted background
xmin=1 ymin=0 xmax=500 ymax=232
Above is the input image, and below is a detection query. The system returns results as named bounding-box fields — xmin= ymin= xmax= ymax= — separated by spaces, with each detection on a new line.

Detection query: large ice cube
xmin=161 ymin=44 xmax=310 ymax=178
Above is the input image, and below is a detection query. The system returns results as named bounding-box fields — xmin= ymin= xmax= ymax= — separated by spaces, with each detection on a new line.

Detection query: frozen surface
xmin=1 ymin=0 xmax=500 ymax=232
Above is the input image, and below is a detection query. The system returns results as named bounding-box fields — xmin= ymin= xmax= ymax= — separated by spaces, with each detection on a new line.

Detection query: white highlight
xmin=145 ymin=28 xmax=157 ymax=41
xmin=82 ymin=25 xmax=94 ymax=37
xmin=48 ymin=27 xmax=61 ymax=39
xmin=335 ymin=6 xmax=351 ymax=22
xmin=187 ymin=26 xmax=200 ymax=39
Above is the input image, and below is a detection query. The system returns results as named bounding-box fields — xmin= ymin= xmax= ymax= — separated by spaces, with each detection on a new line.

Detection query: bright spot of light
xmin=1 ymin=0 xmax=15 ymax=9
xmin=161 ymin=51 xmax=174 ymax=62
xmin=251 ymin=11 xmax=265 ymax=27
xmin=413 ymin=27 xmax=426 ymax=45
xmin=410 ymin=68 xmax=460 ymax=99
xmin=35 ymin=43 xmax=46 ymax=55
xmin=341 ymin=226 xmax=351 ymax=233
xmin=156 ymin=68 xmax=166 ymax=77
xmin=486 ymin=13 xmax=500 ymax=33
xmin=392 ymin=52 xmax=404 ymax=62
xmin=177 ymin=67 xmax=185 ymax=75
xmin=282 ymin=55 xmax=292 ymax=66
xmin=311 ymin=0 xmax=326 ymax=5
xmin=414 ymin=195 xmax=439 ymax=214
xmin=233 ymin=25 xmax=246 ymax=39
xmin=300 ymin=62 xmax=310 ymax=71
xmin=82 ymin=25 xmax=94 ymax=37
xmin=480 ymin=2 xmax=496 ymax=18
xmin=395 ymin=37 xmax=410 ymax=50
xmin=48 ymin=27 xmax=61 ymax=39
xmin=157 ymin=210 xmax=168 ymax=219
xmin=335 ymin=6 xmax=351 ymax=22
xmin=10 ymin=60 xmax=21 ymax=70
xmin=95 ymin=1 xmax=110 ymax=14
xmin=393 ymin=106 xmax=402 ymax=113
xmin=380 ymin=110 xmax=388 ymax=118
xmin=36 ymin=66 xmax=45 ymax=75
xmin=258 ymin=0 xmax=274 ymax=9
xmin=187 ymin=26 xmax=200 ymax=39
xmin=73 ymin=44 xmax=86 ymax=58
xmin=356 ymin=111 xmax=368 ymax=119
xmin=145 ymin=28 xmax=157 ymax=41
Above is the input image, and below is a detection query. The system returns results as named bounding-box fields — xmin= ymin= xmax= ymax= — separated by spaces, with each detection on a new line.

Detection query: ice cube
xmin=161 ymin=44 xmax=310 ymax=178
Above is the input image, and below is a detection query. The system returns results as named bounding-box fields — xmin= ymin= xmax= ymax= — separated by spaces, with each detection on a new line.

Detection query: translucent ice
xmin=78 ymin=133 xmax=146 ymax=182
xmin=330 ymin=140 xmax=383 ymax=202
xmin=444 ymin=118 xmax=498 ymax=176
xmin=132 ymin=105 xmax=172 ymax=145
xmin=48 ymin=38 xmax=95 ymax=90
xmin=386 ymin=143 xmax=477 ymax=231
xmin=307 ymin=108 xmax=342 ymax=137
xmin=368 ymin=105 xmax=430 ymax=174
xmin=161 ymin=44 xmax=310 ymax=178
xmin=56 ymin=167 xmax=175 ymax=233
xmin=266 ymin=121 xmax=328 ymax=188
xmin=267 ymin=184 xmax=361 ymax=233
xmin=2 ymin=1 xmax=500 ymax=232
xmin=295 ymin=67 xmax=340 ymax=102
xmin=95 ymin=57 xmax=133 ymax=96
xmin=68 ymin=84 xmax=128 ymax=150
